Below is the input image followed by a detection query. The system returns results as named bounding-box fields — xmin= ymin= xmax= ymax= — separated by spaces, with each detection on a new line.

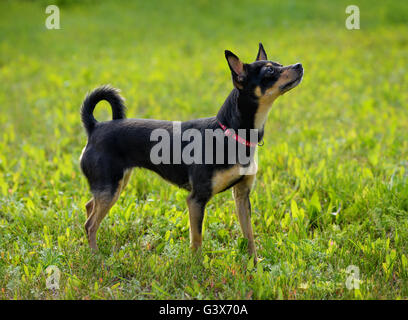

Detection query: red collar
xmin=217 ymin=120 xmax=258 ymax=148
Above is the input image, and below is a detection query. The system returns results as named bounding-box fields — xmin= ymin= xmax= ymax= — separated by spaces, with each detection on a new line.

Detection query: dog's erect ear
xmin=225 ymin=50 xmax=244 ymax=76
xmin=225 ymin=50 xmax=246 ymax=89
xmin=256 ymin=43 xmax=268 ymax=61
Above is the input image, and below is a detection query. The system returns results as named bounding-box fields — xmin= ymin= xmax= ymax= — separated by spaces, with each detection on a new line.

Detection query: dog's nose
xmin=293 ymin=63 xmax=303 ymax=70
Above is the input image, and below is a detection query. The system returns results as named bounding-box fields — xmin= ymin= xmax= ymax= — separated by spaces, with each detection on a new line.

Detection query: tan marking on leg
xmin=233 ymin=174 xmax=257 ymax=263
xmin=121 ymin=169 xmax=132 ymax=191
xmin=187 ymin=195 xmax=205 ymax=250
xmin=85 ymin=198 xmax=94 ymax=218
xmin=84 ymin=171 xmax=129 ymax=251
xmin=211 ymin=164 xmax=241 ymax=195
xmin=85 ymin=191 xmax=118 ymax=251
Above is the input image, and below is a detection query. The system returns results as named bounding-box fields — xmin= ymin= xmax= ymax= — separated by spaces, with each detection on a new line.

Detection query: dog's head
xmin=225 ymin=43 xmax=303 ymax=101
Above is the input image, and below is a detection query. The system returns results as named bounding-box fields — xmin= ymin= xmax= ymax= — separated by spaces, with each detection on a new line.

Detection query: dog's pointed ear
xmin=225 ymin=50 xmax=246 ymax=89
xmin=256 ymin=42 xmax=268 ymax=61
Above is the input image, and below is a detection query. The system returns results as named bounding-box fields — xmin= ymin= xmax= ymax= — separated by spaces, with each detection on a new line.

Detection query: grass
xmin=0 ymin=0 xmax=408 ymax=299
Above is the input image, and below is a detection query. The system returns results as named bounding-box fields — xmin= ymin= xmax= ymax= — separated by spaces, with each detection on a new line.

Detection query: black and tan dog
xmin=79 ymin=43 xmax=303 ymax=262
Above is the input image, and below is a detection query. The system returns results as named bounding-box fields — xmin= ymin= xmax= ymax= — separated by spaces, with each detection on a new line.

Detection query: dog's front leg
xmin=233 ymin=175 xmax=257 ymax=263
xmin=187 ymin=193 xmax=209 ymax=250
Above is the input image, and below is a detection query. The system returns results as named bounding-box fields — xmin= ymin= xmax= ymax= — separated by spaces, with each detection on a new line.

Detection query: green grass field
xmin=1 ymin=0 xmax=408 ymax=299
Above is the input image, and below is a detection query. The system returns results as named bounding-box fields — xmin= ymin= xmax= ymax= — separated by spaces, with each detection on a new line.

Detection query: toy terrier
xmin=80 ymin=43 xmax=303 ymax=262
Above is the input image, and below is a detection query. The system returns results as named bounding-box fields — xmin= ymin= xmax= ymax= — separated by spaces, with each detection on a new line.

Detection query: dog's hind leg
xmin=84 ymin=171 xmax=129 ymax=251
xmin=84 ymin=169 xmax=132 ymax=251
xmin=232 ymin=174 xmax=257 ymax=263
xmin=85 ymin=198 xmax=94 ymax=218
xmin=121 ymin=169 xmax=132 ymax=192
xmin=84 ymin=190 xmax=118 ymax=251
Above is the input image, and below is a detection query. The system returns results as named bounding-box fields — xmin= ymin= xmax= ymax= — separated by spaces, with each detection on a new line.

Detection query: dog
xmin=79 ymin=43 xmax=303 ymax=262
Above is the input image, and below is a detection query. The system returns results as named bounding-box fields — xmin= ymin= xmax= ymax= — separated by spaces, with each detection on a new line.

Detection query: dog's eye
xmin=264 ymin=66 xmax=274 ymax=76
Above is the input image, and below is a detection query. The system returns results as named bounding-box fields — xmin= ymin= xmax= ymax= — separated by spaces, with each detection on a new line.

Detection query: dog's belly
xmin=140 ymin=163 xmax=192 ymax=191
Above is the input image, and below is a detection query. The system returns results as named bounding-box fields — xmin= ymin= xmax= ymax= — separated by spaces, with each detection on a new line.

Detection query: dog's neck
xmin=216 ymin=88 xmax=268 ymax=142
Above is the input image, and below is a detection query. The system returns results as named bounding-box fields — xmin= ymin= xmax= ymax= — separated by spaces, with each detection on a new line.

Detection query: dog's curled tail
xmin=80 ymin=85 xmax=126 ymax=136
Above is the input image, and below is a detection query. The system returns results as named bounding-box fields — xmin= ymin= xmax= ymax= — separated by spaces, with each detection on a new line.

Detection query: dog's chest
xmin=211 ymin=162 xmax=257 ymax=195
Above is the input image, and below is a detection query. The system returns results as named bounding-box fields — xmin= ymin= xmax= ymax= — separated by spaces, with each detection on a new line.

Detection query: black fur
xmin=81 ymin=85 xmax=126 ymax=136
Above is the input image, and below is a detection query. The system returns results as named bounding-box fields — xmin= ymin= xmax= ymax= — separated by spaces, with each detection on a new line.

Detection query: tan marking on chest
xmin=254 ymin=88 xmax=279 ymax=129
xmin=253 ymin=68 xmax=293 ymax=129
xmin=254 ymin=86 xmax=262 ymax=97
xmin=211 ymin=165 xmax=242 ymax=195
